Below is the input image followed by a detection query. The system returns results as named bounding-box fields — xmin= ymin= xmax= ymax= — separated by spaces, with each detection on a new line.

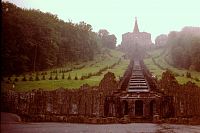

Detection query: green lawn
xmin=144 ymin=57 xmax=165 ymax=79
xmin=144 ymin=48 xmax=200 ymax=86
xmin=2 ymin=49 xmax=129 ymax=92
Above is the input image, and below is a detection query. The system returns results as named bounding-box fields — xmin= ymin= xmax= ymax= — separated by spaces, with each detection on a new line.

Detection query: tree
xmin=98 ymin=29 xmax=117 ymax=49
xmin=2 ymin=2 xmax=100 ymax=76
xmin=98 ymin=29 xmax=109 ymax=38
xmin=167 ymin=27 xmax=200 ymax=71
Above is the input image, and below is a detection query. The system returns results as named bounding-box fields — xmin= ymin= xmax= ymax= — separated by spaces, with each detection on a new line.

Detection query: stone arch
xmin=104 ymin=98 xmax=109 ymax=117
xmin=150 ymin=100 xmax=156 ymax=117
xmin=135 ymin=100 xmax=143 ymax=116
xmin=122 ymin=100 xmax=129 ymax=115
xmin=104 ymin=97 xmax=116 ymax=117
xmin=161 ymin=96 xmax=175 ymax=118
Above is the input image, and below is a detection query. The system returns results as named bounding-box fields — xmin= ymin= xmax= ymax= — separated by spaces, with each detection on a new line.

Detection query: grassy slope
xmin=144 ymin=48 xmax=200 ymax=86
xmin=2 ymin=49 xmax=129 ymax=91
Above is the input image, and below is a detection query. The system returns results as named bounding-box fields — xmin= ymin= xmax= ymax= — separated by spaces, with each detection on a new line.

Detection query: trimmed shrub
xmin=62 ymin=73 xmax=65 ymax=79
xmin=74 ymin=74 xmax=78 ymax=80
xmin=49 ymin=73 xmax=53 ymax=80
xmin=35 ymin=73 xmax=40 ymax=81
xmin=8 ymin=77 xmax=11 ymax=81
xmin=29 ymin=76 xmax=33 ymax=81
xmin=16 ymin=73 xmax=20 ymax=77
xmin=14 ymin=77 xmax=19 ymax=82
xmin=22 ymin=75 xmax=27 ymax=81
xmin=54 ymin=74 xmax=58 ymax=80
xmin=195 ymin=77 xmax=200 ymax=82
xmin=67 ymin=73 xmax=71 ymax=80
xmin=186 ymin=72 xmax=192 ymax=78
xmin=42 ymin=75 xmax=45 ymax=80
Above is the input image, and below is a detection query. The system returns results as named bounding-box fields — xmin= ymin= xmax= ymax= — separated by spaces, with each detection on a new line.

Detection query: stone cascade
xmin=104 ymin=60 xmax=163 ymax=122
xmin=1 ymin=61 xmax=200 ymax=124
xmin=128 ymin=60 xmax=149 ymax=92
xmin=104 ymin=60 xmax=200 ymax=124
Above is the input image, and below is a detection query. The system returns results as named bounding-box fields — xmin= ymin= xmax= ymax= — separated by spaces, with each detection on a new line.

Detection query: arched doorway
xmin=150 ymin=100 xmax=156 ymax=117
xmin=122 ymin=100 xmax=128 ymax=115
xmin=135 ymin=100 xmax=143 ymax=116
xmin=104 ymin=98 xmax=109 ymax=117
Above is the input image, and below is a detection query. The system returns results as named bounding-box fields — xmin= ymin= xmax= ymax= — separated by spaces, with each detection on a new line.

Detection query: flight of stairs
xmin=128 ymin=60 xmax=149 ymax=92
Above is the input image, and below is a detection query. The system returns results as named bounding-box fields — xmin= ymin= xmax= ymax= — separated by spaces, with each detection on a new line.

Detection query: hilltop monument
xmin=121 ymin=18 xmax=152 ymax=58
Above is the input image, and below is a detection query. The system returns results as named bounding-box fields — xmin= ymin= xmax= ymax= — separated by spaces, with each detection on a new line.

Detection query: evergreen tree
xmin=62 ymin=73 xmax=65 ymax=79
xmin=67 ymin=73 xmax=71 ymax=80
xmin=35 ymin=73 xmax=40 ymax=81
xmin=29 ymin=75 xmax=33 ymax=81
xmin=42 ymin=75 xmax=45 ymax=80
xmin=22 ymin=75 xmax=27 ymax=81
xmin=49 ymin=73 xmax=53 ymax=80
xmin=74 ymin=74 xmax=78 ymax=80
xmin=54 ymin=74 xmax=58 ymax=80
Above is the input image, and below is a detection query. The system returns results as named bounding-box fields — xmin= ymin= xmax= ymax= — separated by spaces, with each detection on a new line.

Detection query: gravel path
xmin=1 ymin=112 xmax=200 ymax=133
xmin=1 ymin=122 xmax=200 ymax=133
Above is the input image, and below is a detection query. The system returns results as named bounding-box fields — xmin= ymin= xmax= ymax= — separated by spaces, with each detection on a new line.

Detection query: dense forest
xmin=166 ymin=27 xmax=200 ymax=71
xmin=1 ymin=2 xmax=116 ymax=76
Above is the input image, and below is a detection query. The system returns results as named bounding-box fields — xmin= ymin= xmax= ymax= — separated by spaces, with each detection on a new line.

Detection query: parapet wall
xmin=1 ymin=72 xmax=118 ymax=122
xmin=158 ymin=70 xmax=200 ymax=119
xmin=1 ymin=70 xmax=200 ymax=124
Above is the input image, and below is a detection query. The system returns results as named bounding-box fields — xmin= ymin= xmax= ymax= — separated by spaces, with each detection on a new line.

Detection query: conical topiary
xmin=42 ymin=75 xmax=45 ymax=80
xmin=14 ymin=77 xmax=19 ymax=82
xmin=74 ymin=74 xmax=78 ymax=80
xmin=22 ymin=75 xmax=27 ymax=81
xmin=49 ymin=73 xmax=53 ymax=80
xmin=54 ymin=74 xmax=58 ymax=80
xmin=62 ymin=73 xmax=65 ymax=79
xmin=35 ymin=73 xmax=40 ymax=81
xmin=29 ymin=75 xmax=33 ymax=81
xmin=67 ymin=73 xmax=71 ymax=80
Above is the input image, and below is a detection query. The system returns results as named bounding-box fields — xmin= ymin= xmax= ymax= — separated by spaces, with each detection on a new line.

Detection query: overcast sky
xmin=3 ymin=0 xmax=200 ymax=44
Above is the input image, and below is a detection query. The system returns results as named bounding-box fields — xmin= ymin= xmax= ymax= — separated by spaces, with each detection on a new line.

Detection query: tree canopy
xmin=98 ymin=29 xmax=117 ymax=49
xmin=166 ymin=27 xmax=200 ymax=71
xmin=2 ymin=2 xmax=103 ymax=75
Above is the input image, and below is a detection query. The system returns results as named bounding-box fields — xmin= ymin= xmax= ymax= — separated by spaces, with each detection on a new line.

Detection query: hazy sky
xmin=3 ymin=0 xmax=200 ymax=44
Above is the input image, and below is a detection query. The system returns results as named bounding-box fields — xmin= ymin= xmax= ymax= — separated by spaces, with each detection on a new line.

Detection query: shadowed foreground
xmin=1 ymin=122 xmax=200 ymax=133
xmin=1 ymin=112 xmax=200 ymax=133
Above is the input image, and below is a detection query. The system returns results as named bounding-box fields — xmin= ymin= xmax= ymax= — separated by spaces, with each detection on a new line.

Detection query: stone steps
xmin=127 ymin=60 xmax=149 ymax=92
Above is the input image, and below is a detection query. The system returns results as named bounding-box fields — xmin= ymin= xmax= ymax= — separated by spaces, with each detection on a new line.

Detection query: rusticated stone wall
xmin=158 ymin=70 xmax=200 ymax=122
xmin=1 ymin=72 xmax=118 ymax=122
xmin=1 ymin=69 xmax=200 ymax=124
